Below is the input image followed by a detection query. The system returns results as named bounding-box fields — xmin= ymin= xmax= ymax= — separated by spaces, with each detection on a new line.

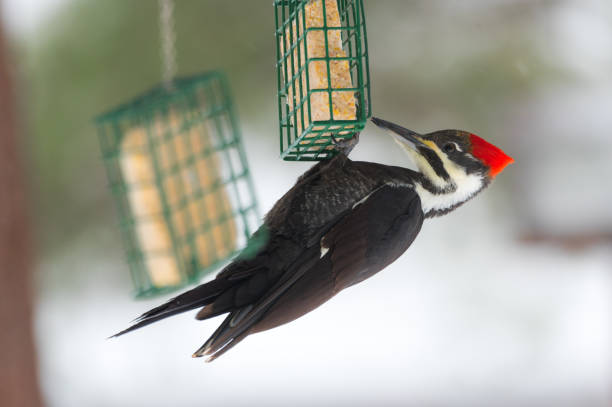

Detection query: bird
xmin=113 ymin=117 xmax=514 ymax=362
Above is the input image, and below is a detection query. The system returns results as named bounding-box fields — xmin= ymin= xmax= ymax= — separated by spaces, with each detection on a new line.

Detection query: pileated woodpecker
xmin=114 ymin=117 xmax=514 ymax=362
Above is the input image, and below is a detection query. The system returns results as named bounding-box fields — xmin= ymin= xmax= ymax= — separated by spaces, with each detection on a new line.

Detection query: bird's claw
xmin=331 ymin=133 xmax=359 ymax=155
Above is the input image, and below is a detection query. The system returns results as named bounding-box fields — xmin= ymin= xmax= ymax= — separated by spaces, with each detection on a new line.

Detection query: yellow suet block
xmin=281 ymin=0 xmax=356 ymax=145
xmin=120 ymin=111 xmax=236 ymax=288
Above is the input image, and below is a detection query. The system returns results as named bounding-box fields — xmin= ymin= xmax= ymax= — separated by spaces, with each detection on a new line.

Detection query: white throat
xmin=415 ymin=171 xmax=484 ymax=215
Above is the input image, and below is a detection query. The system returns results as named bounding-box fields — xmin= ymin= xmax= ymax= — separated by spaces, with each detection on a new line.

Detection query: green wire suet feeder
xmin=96 ymin=72 xmax=259 ymax=298
xmin=275 ymin=0 xmax=371 ymax=161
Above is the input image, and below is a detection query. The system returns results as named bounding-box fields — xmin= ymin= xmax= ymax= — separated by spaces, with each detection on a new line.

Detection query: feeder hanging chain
xmin=159 ymin=0 xmax=177 ymax=89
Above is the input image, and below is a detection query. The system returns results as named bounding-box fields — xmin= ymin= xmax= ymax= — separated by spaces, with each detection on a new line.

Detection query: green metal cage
xmin=275 ymin=0 xmax=371 ymax=161
xmin=96 ymin=72 xmax=259 ymax=298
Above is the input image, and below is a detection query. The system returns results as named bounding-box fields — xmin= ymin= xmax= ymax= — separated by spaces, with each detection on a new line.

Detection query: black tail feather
xmin=192 ymin=311 xmax=235 ymax=358
xmin=202 ymin=329 xmax=251 ymax=363
xmin=191 ymin=308 xmax=252 ymax=363
xmin=111 ymin=279 xmax=229 ymax=338
xmin=191 ymin=247 xmax=321 ymax=361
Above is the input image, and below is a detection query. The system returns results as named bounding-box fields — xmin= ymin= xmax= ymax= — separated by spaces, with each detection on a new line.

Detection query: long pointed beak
xmin=371 ymin=117 xmax=428 ymax=149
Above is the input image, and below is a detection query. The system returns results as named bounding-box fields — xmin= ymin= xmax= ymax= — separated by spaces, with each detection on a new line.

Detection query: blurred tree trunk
xmin=0 ymin=18 xmax=43 ymax=407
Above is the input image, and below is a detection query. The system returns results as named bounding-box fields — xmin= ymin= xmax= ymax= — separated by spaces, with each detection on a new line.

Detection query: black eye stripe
xmin=420 ymin=148 xmax=450 ymax=180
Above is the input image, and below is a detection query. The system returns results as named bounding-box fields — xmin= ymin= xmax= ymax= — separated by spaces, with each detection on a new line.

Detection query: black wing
xmin=113 ymin=156 xmax=383 ymax=336
xmin=196 ymin=184 xmax=423 ymax=361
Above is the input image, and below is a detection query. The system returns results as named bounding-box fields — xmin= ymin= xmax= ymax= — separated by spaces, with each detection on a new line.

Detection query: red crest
xmin=469 ymin=134 xmax=514 ymax=178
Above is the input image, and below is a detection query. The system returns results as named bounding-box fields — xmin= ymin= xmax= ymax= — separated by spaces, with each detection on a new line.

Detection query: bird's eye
xmin=443 ymin=143 xmax=456 ymax=153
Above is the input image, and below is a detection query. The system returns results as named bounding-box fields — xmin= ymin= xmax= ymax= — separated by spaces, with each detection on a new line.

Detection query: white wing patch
xmin=352 ymin=190 xmax=376 ymax=209
xmin=320 ymin=245 xmax=330 ymax=258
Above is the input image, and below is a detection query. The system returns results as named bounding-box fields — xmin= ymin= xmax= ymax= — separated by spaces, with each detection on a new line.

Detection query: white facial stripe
xmin=415 ymin=142 xmax=484 ymax=213
xmin=411 ymin=150 xmax=449 ymax=189
xmin=416 ymin=170 xmax=484 ymax=214
xmin=393 ymin=136 xmax=450 ymax=189
xmin=391 ymin=131 xmax=485 ymax=215
xmin=428 ymin=141 xmax=474 ymax=187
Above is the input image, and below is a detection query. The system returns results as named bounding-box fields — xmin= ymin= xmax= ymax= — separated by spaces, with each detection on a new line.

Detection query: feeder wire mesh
xmin=96 ymin=72 xmax=259 ymax=298
xmin=275 ymin=0 xmax=371 ymax=161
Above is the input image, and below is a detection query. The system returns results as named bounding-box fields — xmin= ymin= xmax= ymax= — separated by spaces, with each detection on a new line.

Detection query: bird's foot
xmin=331 ymin=133 xmax=359 ymax=156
